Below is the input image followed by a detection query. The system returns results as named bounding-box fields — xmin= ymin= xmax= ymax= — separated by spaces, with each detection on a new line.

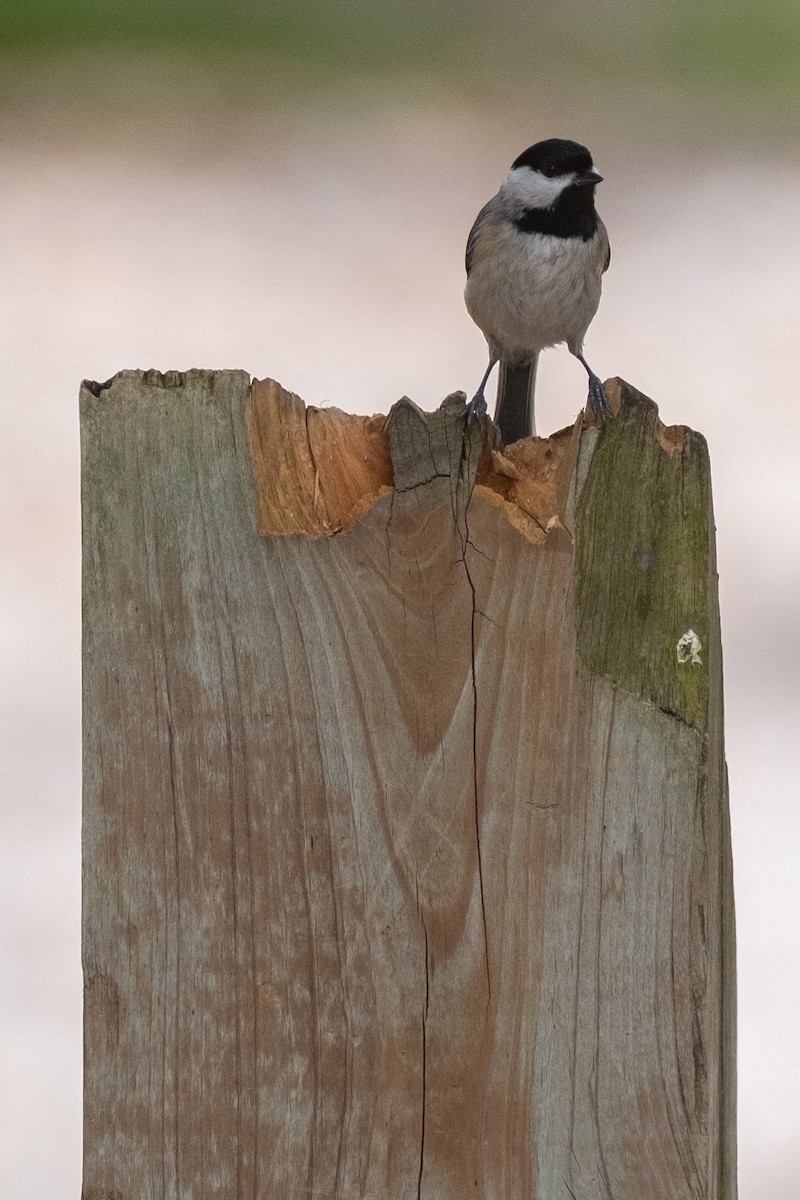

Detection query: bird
xmin=464 ymin=137 xmax=611 ymax=443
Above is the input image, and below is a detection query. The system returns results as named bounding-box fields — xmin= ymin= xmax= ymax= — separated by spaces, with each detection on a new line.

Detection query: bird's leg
xmin=465 ymin=352 xmax=498 ymax=421
xmin=576 ymin=353 xmax=612 ymax=421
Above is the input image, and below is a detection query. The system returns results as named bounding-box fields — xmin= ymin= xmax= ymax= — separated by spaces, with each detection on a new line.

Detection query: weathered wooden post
xmin=81 ymin=370 xmax=736 ymax=1199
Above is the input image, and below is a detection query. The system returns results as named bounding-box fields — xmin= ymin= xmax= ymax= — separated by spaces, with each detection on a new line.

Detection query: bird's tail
xmin=494 ymin=357 xmax=538 ymax=444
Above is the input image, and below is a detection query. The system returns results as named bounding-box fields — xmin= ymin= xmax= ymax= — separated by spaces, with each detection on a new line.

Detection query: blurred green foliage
xmin=4 ymin=0 xmax=445 ymax=65
xmin=0 ymin=0 xmax=798 ymax=91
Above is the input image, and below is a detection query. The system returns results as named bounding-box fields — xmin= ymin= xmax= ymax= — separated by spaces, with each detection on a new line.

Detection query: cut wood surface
xmin=82 ymin=370 xmax=736 ymax=1199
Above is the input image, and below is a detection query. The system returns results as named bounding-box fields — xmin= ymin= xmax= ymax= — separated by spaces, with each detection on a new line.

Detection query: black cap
xmin=512 ymin=139 xmax=594 ymax=178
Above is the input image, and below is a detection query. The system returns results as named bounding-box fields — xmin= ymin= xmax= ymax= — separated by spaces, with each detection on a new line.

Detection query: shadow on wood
xmin=81 ymin=370 xmax=736 ymax=1199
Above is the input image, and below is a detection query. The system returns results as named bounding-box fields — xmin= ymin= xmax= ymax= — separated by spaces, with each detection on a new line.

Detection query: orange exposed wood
xmin=247 ymin=377 xmax=393 ymax=536
xmin=247 ymin=377 xmax=586 ymax=546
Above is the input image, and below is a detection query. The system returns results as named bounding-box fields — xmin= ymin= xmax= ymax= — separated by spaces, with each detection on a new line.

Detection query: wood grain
xmin=82 ymin=370 xmax=735 ymax=1199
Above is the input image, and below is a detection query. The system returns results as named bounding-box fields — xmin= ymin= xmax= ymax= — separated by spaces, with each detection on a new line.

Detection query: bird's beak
xmin=576 ymin=168 xmax=603 ymax=187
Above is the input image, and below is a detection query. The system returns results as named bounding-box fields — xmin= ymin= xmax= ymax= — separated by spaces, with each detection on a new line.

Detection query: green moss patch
xmin=576 ymin=381 xmax=711 ymax=731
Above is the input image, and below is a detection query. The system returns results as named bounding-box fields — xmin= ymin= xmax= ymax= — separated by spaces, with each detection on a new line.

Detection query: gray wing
xmin=465 ymin=195 xmax=501 ymax=277
xmin=598 ymin=215 xmax=611 ymax=272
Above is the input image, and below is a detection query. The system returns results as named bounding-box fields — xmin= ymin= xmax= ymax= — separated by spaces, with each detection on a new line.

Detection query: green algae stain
xmin=576 ymin=381 xmax=711 ymax=731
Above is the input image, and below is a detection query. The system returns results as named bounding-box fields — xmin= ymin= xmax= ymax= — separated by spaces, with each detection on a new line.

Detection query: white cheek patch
xmin=502 ymin=166 xmax=576 ymax=210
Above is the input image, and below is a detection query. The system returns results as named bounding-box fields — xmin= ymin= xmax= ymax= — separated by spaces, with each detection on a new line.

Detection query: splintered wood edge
xmin=247 ymin=379 xmax=556 ymax=542
xmin=246 ymin=376 xmax=689 ymax=543
xmin=247 ymin=378 xmax=394 ymax=537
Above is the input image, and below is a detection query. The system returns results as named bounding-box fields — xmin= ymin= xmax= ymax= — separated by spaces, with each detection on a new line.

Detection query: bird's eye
xmin=541 ymin=163 xmax=558 ymax=177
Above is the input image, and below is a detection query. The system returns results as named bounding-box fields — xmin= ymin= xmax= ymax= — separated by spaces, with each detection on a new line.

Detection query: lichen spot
xmin=677 ymin=629 xmax=703 ymax=665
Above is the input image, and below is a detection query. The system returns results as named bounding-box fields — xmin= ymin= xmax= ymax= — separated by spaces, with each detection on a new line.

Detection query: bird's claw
xmin=465 ymin=391 xmax=488 ymax=422
xmin=587 ymin=374 xmax=612 ymax=422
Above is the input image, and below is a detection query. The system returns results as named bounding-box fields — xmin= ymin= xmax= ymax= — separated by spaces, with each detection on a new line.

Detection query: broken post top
xmin=245 ymin=376 xmax=587 ymax=543
xmin=247 ymin=373 xmax=712 ymax=729
xmin=81 ymin=369 xmax=715 ymax=733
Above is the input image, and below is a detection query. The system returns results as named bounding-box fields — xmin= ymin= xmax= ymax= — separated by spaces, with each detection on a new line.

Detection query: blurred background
xmin=1 ymin=2 xmax=798 ymax=1196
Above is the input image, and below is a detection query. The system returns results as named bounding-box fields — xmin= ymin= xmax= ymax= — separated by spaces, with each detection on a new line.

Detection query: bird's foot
xmin=465 ymin=390 xmax=488 ymax=422
xmin=586 ymin=373 xmax=612 ymax=422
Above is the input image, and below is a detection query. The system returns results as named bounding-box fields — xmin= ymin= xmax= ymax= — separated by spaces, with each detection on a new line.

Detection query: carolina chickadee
xmin=464 ymin=138 xmax=610 ymax=443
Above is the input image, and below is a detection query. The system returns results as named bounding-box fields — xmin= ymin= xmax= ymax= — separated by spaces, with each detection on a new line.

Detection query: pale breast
xmin=465 ymin=220 xmax=605 ymax=361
